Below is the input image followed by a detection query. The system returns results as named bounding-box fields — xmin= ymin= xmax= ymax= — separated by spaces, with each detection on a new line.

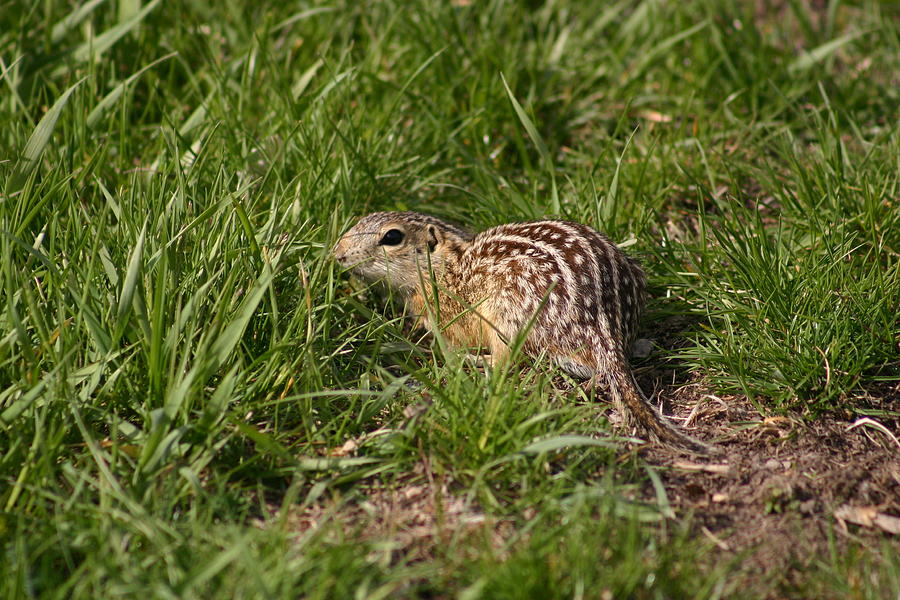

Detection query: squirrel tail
xmin=607 ymin=365 xmax=718 ymax=456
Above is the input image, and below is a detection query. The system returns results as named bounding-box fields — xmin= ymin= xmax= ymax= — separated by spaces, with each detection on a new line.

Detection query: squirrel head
xmin=333 ymin=211 xmax=471 ymax=292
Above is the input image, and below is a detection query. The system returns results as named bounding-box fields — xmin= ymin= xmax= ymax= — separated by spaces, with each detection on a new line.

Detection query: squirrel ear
xmin=426 ymin=224 xmax=442 ymax=252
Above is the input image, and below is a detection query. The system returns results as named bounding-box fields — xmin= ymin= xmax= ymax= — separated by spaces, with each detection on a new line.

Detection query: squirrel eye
xmin=378 ymin=229 xmax=405 ymax=246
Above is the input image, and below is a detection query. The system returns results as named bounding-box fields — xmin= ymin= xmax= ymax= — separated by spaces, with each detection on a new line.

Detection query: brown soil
xmin=636 ymin=375 xmax=900 ymax=596
xmin=267 ymin=474 xmax=490 ymax=558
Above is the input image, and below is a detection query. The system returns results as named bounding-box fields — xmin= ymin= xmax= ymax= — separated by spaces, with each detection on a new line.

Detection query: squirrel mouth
xmin=337 ymin=256 xmax=377 ymax=280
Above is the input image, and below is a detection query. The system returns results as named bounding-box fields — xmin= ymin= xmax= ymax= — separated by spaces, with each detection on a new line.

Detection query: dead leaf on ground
xmin=834 ymin=505 xmax=900 ymax=535
xmin=328 ymin=438 xmax=359 ymax=457
xmin=672 ymin=461 xmax=731 ymax=474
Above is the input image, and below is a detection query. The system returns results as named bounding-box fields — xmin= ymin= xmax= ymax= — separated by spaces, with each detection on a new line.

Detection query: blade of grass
xmin=14 ymin=77 xmax=86 ymax=181
xmin=501 ymin=72 xmax=559 ymax=213
xmin=789 ymin=31 xmax=865 ymax=73
xmin=86 ymin=52 xmax=177 ymax=128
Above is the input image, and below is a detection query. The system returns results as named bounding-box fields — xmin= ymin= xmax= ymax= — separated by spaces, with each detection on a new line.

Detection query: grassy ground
xmin=2 ymin=0 xmax=898 ymax=597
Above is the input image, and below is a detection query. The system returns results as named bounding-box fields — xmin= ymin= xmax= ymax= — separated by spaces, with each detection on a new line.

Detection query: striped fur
xmin=334 ymin=211 xmax=711 ymax=453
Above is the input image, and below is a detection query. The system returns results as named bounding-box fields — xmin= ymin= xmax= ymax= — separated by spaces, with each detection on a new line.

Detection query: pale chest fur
xmin=407 ymin=268 xmax=495 ymax=350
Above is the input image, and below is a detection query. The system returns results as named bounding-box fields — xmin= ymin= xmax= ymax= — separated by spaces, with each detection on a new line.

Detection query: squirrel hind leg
xmin=556 ymin=355 xmax=598 ymax=380
xmin=484 ymin=327 xmax=512 ymax=367
xmin=581 ymin=373 xmax=632 ymax=429
xmin=557 ymin=355 xmax=633 ymax=425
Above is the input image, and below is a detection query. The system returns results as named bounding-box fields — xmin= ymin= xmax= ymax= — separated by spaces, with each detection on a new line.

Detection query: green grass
xmin=2 ymin=0 xmax=898 ymax=597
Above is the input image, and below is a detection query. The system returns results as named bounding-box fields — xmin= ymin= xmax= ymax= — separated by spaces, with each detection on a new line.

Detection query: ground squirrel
xmin=334 ymin=211 xmax=711 ymax=454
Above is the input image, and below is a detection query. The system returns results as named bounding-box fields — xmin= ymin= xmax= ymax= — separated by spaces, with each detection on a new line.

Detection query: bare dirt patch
xmin=256 ymin=460 xmax=509 ymax=567
xmin=638 ymin=377 xmax=900 ymax=596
